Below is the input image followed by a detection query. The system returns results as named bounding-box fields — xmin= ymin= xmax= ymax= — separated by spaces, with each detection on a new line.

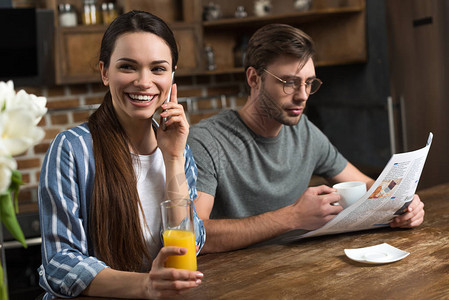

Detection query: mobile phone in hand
xmin=162 ymin=71 xmax=175 ymax=131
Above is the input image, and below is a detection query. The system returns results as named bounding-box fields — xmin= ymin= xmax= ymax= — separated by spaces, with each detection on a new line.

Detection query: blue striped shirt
xmin=38 ymin=123 xmax=205 ymax=299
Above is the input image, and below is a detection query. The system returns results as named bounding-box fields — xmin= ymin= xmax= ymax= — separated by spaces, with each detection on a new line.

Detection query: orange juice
xmin=162 ymin=229 xmax=197 ymax=271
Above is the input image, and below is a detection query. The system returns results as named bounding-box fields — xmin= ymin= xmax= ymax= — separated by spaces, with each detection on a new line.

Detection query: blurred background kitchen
xmin=0 ymin=0 xmax=448 ymax=298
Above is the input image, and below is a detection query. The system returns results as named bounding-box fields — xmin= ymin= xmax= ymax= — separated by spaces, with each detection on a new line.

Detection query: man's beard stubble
xmin=257 ymin=85 xmax=303 ymax=127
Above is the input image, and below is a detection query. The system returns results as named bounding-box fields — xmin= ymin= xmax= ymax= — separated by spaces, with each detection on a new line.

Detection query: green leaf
xmin=0 ymin=193 xmax=26 ymax=248
xmin=9 ymin=170 xmax=23 ymax=213
xmin=0 ymin=264 xmax=6 ymax=300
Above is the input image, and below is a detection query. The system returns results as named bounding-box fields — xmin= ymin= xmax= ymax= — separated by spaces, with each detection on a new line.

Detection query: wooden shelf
xmin=47 ymin=0 xmax=368 ymax=84
xmin=315 ymin=58 xmax=367 ymax=67
xmin=198 ymin=67 xmax=244 ymax=75
xmin=203 ymin=6 xmax=364 ymax=29
xmin=180 ymin=56 xmax=369 ymax=77
xmin=202 ymin=1 xmax=367 ymax=73
xmin=58 ymin=24 xmax=108 ymax=33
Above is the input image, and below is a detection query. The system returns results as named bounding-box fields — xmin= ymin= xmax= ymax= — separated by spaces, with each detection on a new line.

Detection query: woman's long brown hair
xmin=88 ymin=11 xmax=179 ymax=272
xmin=89 ymin=93 xmax=149 ymax=271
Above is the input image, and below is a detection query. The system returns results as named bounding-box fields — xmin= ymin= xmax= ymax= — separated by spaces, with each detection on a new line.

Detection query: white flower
xmin=0 ymin=108 xmax=46 ymax=156
xmin=5 ymin=82 xmax=47 ymax=125
xmin=0 ymin=155 xmax=17 ymax=194
xmin=0 ymin=80 xmax=47 ymax=156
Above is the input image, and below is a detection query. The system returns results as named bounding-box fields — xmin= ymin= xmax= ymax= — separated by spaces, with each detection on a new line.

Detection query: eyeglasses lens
xmin=309 ymin=79 xmax=322 ymax=94
xmin=283 ymin=79 xmax=322 ymax=95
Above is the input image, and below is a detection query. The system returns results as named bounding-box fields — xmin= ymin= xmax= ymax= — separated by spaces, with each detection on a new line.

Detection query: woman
xmin=38 ymin=11 xmax=205 ymax=299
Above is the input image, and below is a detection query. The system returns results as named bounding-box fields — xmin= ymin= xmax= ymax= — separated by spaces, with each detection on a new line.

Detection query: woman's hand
xmin=146 ymin=246 xmax=203 ymax=299
xmin=157 ymin=84 xmax=189 ymax=159
xmin=390 ymin=194 xmax=425 ymax=228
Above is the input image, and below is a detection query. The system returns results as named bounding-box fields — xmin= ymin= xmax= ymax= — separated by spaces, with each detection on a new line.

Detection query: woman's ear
xmin=99 ymin=61 xmax=109 ymax=86
xmin=246 ymin=66 xmax=260 ymax=90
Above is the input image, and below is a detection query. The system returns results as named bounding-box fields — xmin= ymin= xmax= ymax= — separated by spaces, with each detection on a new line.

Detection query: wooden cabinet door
xmin=56 ymin=26 xmax=104 ymax=84
xmin=172 ymin=24 xmax=204 ymax=74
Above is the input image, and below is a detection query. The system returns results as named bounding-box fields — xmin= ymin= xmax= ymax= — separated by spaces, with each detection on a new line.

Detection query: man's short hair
xmin=244 ymin=24 xmax=316 ymax=74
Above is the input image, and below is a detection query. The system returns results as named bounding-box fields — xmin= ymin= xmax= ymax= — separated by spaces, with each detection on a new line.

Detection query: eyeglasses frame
xmin=263 ymin=69 xmax=323 ymax=95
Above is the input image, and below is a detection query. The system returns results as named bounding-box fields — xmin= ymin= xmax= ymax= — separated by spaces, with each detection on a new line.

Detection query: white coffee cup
xmin=333 ymin=181 xmax=367 ymax=208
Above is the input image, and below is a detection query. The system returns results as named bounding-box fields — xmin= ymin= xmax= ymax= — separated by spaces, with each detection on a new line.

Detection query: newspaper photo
xmin=278 ymin=132 xmax=433 ymax=243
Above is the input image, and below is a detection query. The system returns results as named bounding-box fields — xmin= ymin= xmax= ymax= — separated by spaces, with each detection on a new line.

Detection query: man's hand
xmin=390 ymin=194 xmax=425 ymax=228
xmin=289 ymin=185 xmax=343 ymax=231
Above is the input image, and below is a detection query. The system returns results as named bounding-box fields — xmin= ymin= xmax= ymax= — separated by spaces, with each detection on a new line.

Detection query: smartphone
xmin=162 ymin=71 xmax=175 ymax=130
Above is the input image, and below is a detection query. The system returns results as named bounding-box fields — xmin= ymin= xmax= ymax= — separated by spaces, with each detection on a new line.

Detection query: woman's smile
xmin=126 ymin=92 xmax=157 ymax=106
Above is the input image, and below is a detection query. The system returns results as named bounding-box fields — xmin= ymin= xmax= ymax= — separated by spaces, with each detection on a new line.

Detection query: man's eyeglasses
xmin=263 ymin=69 xmax=323 ymax=95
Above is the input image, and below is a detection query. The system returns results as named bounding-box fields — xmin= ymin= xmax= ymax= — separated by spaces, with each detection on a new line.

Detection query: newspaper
xmin=278 ymin=132 xmax=433 ymax=243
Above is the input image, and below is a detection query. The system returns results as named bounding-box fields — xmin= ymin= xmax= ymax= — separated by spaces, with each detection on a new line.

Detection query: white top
xmin=133 ymin=148 xmax=166 ymax=259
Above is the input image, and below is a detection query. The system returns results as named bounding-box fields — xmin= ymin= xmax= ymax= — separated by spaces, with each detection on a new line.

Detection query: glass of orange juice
xmin=160 ymin=199 xmax=197 ymax=271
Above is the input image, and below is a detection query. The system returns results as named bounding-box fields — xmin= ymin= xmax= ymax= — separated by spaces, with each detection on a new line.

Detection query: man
xmin=188 ymin=24 xmax=424 ymax=253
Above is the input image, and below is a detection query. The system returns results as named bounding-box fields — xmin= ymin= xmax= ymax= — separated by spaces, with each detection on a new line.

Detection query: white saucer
xmin=344 ymin=243 xmax=409 ymax=264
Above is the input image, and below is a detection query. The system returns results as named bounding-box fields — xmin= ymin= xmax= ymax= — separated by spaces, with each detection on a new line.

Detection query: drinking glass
xmin=160 ymin=199 xmax=197 ymax=270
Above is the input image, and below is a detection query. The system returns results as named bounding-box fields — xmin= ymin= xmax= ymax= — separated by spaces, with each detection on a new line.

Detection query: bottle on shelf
xmin=101 ymin=2 xmax=119 ymax=25
xmin=82 ymin=0 xmax=101 ymax=25
xmin=204 ymin=45 xmax=217 ymax=71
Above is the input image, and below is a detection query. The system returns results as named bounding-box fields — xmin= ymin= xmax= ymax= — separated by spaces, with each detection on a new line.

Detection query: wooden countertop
xmin=62 ymin=183 xmax=449 ymax=299
xmin=191 ymin=183 xmax=449 ymax=299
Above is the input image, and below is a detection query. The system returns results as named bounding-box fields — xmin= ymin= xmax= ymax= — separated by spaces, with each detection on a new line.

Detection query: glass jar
xmin=202 ymin=2 xmax=222 ymax=21
xmin=82 ymin=0 xmax=101 ymax=25
xmin=254 ymin=0 xmax=272 ymax=17
xmin=294 ymin=0 xmax=312 ymax=11
xmin=58 ymin=4 xmax=77 ymax=27
xmin=234 ymin=6 xmax=248 ymax=18
xmin=101 ymin=2 xmax=118 ymax=25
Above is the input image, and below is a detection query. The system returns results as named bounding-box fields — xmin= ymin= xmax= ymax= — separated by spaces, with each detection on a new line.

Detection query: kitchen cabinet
xmin=46 ymin=0 xmax=203 ymax=84
xmin=47 ymin=0 xmax=366 ymax=84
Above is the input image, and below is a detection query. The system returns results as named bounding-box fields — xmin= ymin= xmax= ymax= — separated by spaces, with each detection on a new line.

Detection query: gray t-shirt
xmin=188 ymin=110 xmax=347 ymax=219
